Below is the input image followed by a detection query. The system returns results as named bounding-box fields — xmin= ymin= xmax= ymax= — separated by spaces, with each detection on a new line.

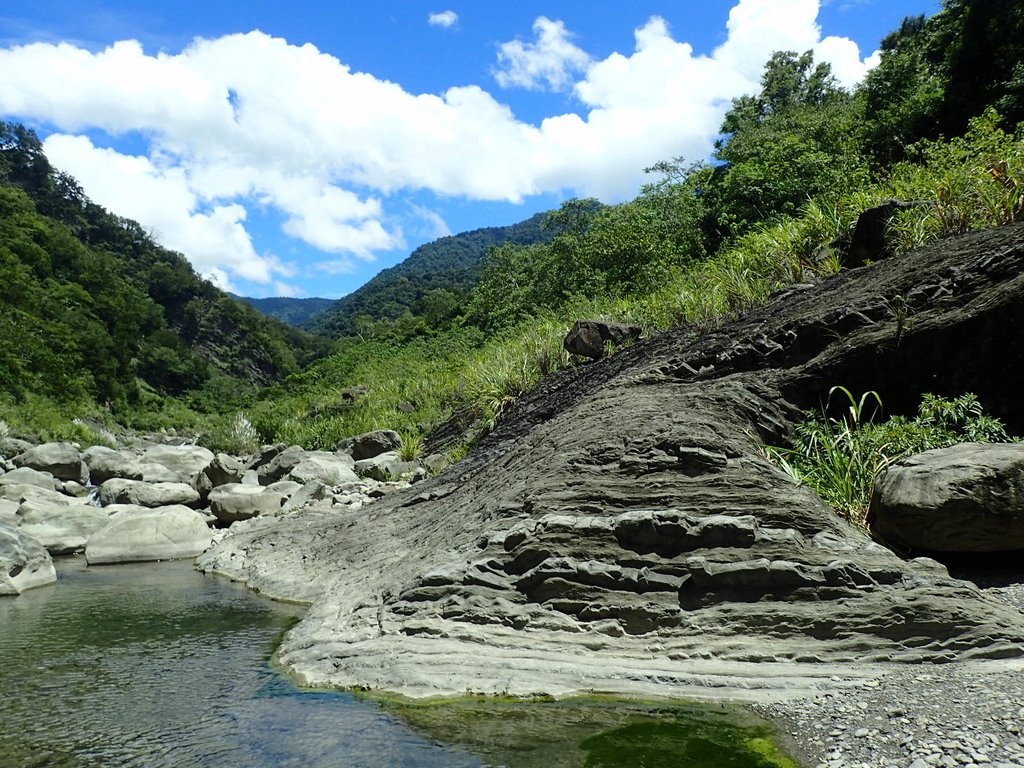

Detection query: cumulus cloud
xmin=494 ymin=16 xmax=591 ymax=91
xmin=0 ymin=0 xmax=879 ymax=288
xmin=428 ymin=10 xmax=459 ymax=29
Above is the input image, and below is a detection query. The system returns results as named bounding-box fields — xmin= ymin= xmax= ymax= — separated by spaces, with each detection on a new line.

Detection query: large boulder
xmin=85 ymin=505 xmax=213 ymax=565
xmin=256 ymin=445 xmax=307 ymax=485
xmin=563 ymin=320 xmax=642 ymax=360
xmin=83 ymin=445 xmax=144 ymax=484
xmin=354 ymin=451 xmax=418 ymax=481
xmin=208 ymin=484 xmax=287 ymax=524
xmin=196 ymin=453 xmax=246 ymax=497
xmin=139 ymin=445 xmax=214 ymax=485
xmin=12 ymin=442 xmax=87 ymax=484
xmin=287 ymin=452 xmax=359 ymax=486
xmin=16 ymin=497 xmax=111 ymax=555
xmin=0 ymin=467 xmax=60 ymax=492
xmin=97 ymin=479 xmax=200 ymax=509
xmin=870 ymin=442 xmax=1024 ymax=552
xmin=0 ymin=521 xmax=57 ymax=595
xmin=337 ymin=430 xmax=403 ymax=461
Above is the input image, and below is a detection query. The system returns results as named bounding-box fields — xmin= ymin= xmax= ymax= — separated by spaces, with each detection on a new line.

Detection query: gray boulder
xmin=208 ymin=484 xmax=287 ymax=524
xmin=354 ymin=451 xmax=418 ymax=481
xmin=337 ymin=430 xmax=403 ymax=461
xmin=97 ymin=479 xmax=200 ymax=509
xmin=0 ymin=437 xmax=33 ymax=457
xmin=563 ymin=320 xmax=642 ymax=360
xmin=12 ymin=442 xmax=87 ymax=484
xmin=256 ymin=445 xmax=307 ymax=485
xmin=287 ymin=452 xmax=359 ymax=486
xmin=16 ymin=496 xmax=111 ymax=555
xmin=0 ymin=467 xmax=60 ymax=492
xmin=870 ymin=442 xmax=1024 ymax=552
xmin=139 ymin=445 xmax=215 ymax=485
xmin=83 ymin=445 xmax=144 ymax=484
xmin=196 ymin=453 xmax=246 ymax=497
xmin=0 ymin=521 xmax=57 ymax=595
xmin=85 ymin=505 xmax=213 ymax=565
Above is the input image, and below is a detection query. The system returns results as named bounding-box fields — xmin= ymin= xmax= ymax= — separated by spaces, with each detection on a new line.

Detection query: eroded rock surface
xmin=200 ymin=225 xmax=1024 ymax=699
xmin=0 ymin=521 xmax=56 ymax=595
xmin=85 ymin=504 xmax=213 ymax=565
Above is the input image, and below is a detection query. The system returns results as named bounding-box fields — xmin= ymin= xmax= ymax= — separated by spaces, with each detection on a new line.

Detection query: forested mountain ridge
xmin=0 ymin=122 xmax=329 ymax=415
xmin=306 ymin=211 xmax=551 ymax=338
xmin=234 ymin=295 xmax=336 ymax=328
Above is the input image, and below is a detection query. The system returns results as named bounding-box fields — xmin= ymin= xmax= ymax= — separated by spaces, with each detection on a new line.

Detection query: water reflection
xmin=0 ymin=558 xmax=797 ymax=768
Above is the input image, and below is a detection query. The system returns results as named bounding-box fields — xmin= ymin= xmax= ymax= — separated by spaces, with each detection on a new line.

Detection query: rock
xmin=0 ymin=521 xmax=57 ymax=595
xmin=870 ymin=443 xmax=1024 ymax=552
xmin=83 ymin=445 xmax=144 ymax=484
xmin=397 ymin=401 xmax=416 ymax=413
xmin=281 ymin=481 xmax=329 ymax=513
xmin=208 ymin=484 xmax=287 ymax=524
xmin=256 ymin=445 xmax=307 ymax=485
xmin=12 ymin=442 xmax=87 ymax=484
xmin=0 ymin=466 xmax=60 ymax=492
xmin=97 ymin=479 xmax=200 ymax=509
xmin=286 ymin=453 xmax=358 ymax=486
xmin=0 ymin=437 xmax=33 ymax=457
xmin=340 ymin=386 xmax=368 ymax=402
xmin=85 ymin=505 xmax=213 ymax=565
xmin=61 ymin=481 xmax=89 ymax=498
xmin=337 ymin=430 xmax=403 ymax=461
xmin=844 ymin=199 xmax=922 ymax=269
xmin=139 ymin=444 xmax=214 ymax=485
xmin=196 ymin=453 xmax=246 ymax=498
xmin=563 ymin=319 xmax=643 ymax=360
xmin=199 ymin=224 xmax=1024 ymax=699
xmin=16 ymin=496 xmax=111 ymax=555
xmin=264 ymin=480 xmax=303 ymax=497
xmin=354 ymin=451 xmax=418 ymax=481
xmin=139 ymin=462 xmax=182 ymax=483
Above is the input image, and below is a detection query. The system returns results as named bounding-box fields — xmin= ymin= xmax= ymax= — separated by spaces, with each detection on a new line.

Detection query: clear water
xmin=0 ymin=558 xmax=799 ymax=768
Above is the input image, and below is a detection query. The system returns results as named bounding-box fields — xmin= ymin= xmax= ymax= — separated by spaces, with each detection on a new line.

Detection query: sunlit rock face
xmin=200 ymin=224 xmax=1024 ymax=699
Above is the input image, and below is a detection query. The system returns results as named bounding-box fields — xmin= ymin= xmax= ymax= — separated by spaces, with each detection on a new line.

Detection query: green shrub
xmin=765 ymin=388 xmax=1014 ymax=526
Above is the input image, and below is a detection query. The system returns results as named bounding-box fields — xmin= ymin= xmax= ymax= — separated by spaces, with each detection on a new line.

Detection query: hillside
xmin=0 ymin=122 xmax=329 ymax=417
xmin=234 ymin=295 xmax=335 ymax=328
xmin=306 ymin=212 xmax=551 ymax=337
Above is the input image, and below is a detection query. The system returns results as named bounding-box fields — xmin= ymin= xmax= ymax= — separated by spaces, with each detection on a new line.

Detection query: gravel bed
xmin=756 ymin=575 xmax=1024 ymax=768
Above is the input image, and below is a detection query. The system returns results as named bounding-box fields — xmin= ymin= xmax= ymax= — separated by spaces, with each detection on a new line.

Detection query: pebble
xmin=754 ymin=574 xmax=1024 ymax=768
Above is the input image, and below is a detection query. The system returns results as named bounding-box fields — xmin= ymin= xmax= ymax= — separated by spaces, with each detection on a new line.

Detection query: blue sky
xmin=0 ymin=0 xmax=937 ymax=299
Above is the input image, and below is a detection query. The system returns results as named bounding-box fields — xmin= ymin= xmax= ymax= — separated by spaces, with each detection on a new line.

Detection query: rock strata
xmin=201 ymin=224 xmax=1024 ymax=699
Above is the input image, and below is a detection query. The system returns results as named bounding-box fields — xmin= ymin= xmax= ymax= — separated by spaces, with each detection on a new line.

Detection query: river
xmin=0 ymin=558 xmax=798 ymax=767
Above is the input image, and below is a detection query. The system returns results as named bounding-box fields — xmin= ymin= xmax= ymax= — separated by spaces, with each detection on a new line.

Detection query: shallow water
xmin=0 ymin=558 xmax=797 ymax=767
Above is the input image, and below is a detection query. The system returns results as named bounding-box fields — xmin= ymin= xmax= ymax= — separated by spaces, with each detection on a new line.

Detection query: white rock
xmin=85 ymin=505 xmax=213 ymax=564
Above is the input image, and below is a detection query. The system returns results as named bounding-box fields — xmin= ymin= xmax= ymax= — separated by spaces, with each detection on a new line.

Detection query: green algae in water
xmin=379 ymin=697 xmax=800 ymax=768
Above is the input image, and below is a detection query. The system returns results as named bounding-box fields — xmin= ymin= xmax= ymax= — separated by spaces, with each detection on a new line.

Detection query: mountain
xmin=0 ymin=121 xmax=329 ymax=409
xmin=306 ymin=212 xmax=552 ymax=337
xmin=234 ymin=295 xmax=336 ymax=328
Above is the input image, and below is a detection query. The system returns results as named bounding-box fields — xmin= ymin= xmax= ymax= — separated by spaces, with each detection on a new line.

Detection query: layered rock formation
xmin=200 ymin=224 xmax=1024 ymax=699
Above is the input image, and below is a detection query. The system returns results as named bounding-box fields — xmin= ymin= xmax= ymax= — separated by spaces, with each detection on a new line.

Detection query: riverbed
xmin=0 ymin=558 xmax=797 ymax=767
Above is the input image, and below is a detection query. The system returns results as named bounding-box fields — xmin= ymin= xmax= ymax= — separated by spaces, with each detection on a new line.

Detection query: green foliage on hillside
xmin=0 ymin=121 xmax=329 ymax=436
xmin=235 ymin=295 xmax=336 ymax=328
xmin=307 ymin=212 xmax=551 ymax=339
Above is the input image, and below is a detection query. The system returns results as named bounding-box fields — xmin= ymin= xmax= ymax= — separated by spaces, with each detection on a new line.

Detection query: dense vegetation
xmin=1 ymin=0 xmax=1021 ymax=464
xmin=235 ymin=295 xmax=336 ymax=328
xmin=306 ymin=212 xmax=550 ymax=339
xmin=0 ymin=122 xmax=329 ymax=440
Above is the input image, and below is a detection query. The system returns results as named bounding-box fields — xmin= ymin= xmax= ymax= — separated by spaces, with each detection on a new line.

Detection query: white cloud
xmin=0 ymin=0 xmax=879 ymax=287
xmin=428 ymin=10 xmax=459 ymax=29
xmin=494 ymin=16 xmax=591 ymax=91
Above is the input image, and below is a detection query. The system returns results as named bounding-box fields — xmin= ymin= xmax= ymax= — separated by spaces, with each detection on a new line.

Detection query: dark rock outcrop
xmin=870 ymin=442 xmax=1024 ymax=552
xmin=563 ymin=320 xmax=643 ymax=360
xmin=337 ymin=430 xmax=403 ymax=461
xmin=200 ymin=224 xmax=1024 ymax=699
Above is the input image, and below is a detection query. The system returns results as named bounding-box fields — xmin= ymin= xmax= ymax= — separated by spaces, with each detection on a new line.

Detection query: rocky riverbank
xmin=758 ymin=575 xmax=1024 ymax=768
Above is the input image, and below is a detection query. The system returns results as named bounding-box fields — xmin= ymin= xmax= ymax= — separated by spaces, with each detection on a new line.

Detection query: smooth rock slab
xmin=0 ymin=467 xmax=60 ymax=492
xmin=208 ymin=484 xmax=287 ymax=524
xmin=870 ymin=442 xmax=1024 ymax=552
xmin=83 ymin=445 xmax=144 ymax=484
xmin=139 ymin=445 xmax=214 ymax=485
xmin=0 ymin=521 xmax=57 ymax=595
xmin=16 ymin=498 xmax=111 ymax=555
xmin=97 ymin=479 xmax=200 ymax=509
xmin=13 ymin=442 xmax=87 ymax=484
xmin=85 ymin=505 xmax=213 ymax=565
